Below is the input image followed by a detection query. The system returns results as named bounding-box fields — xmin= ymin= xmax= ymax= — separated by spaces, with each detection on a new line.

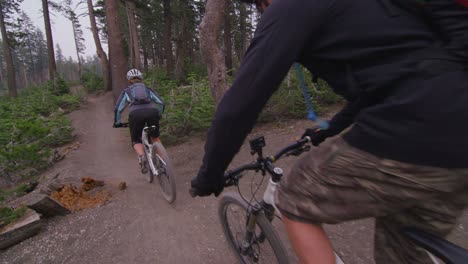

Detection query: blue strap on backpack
xmin=294 ymin=63 xmax=329 ymax=130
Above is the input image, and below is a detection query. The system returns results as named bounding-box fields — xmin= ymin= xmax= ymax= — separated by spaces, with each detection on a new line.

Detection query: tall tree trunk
xmin=158 ymin=43 xmax=164 ymax=67
xmin=87 ymin=0 xmax=111 ymax=91
xmin=23 ymin=68 xmax=29 ymax=88
xmin=42 ymin=0 xmax=57 ymax=80
xmin=238 ymin=4 xmax=247 ymax=62
xmin=126 ymin=0 xmax=140 ymax=69
xmin=105 ymin=0 xmax=128 ymax=100
xmin=143 ymin=47 xmax=148 ymax=73
xmin=200 ymin=0 xmax=228 ymax=106
xmin=224 ymin=2 xmax=233 ymax=76
xmin=0 ymin=6 xmax=17 ymax=97
xmin=163 ymin=0 xmax=173 ymax=76
xmin=151 ymin=43 xmax=157 ymax=66
xmin=71 ymin=20 xmax=83 ymax=81
xmin=188 ymin=33 xmax=194 ymax=63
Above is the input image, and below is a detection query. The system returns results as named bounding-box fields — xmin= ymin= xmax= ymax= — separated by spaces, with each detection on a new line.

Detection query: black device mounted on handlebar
xmin=250 ymin=136 xmax=266 ymax=157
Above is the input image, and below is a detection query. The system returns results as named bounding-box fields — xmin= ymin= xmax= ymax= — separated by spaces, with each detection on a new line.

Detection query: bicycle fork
xmin=241 ymin=206 xmax=263 ymax=261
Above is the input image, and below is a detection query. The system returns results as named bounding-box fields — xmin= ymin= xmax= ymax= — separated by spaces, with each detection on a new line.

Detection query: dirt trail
xmin=1 ymin=93 xmax=466 ymax=264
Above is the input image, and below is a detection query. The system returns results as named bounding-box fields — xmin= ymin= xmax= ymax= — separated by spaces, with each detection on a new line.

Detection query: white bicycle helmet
xmin=126 ymin=69 xmax=143 ymax=80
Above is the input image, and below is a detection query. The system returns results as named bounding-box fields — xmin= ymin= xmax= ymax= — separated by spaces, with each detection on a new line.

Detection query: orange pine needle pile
xmin=51 ymin=177 xmax=110 ymax=212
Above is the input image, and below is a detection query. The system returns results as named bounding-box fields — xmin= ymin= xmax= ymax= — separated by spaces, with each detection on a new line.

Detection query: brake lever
xmin=224 ymin=170 xmax=239 ymax=187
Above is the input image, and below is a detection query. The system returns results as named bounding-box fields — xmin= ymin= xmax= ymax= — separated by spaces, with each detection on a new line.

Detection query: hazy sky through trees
xmin=20 ymin=0 xmax=106 ymax=61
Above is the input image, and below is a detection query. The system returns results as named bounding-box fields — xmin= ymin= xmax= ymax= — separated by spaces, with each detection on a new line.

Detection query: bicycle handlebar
xmin=223 ymin=136 xmax=311 ymax=187
xmin=272 ymin=136 xmax=310 ymax=161
xmin=189 ymin=136 xmax=311 ymax=198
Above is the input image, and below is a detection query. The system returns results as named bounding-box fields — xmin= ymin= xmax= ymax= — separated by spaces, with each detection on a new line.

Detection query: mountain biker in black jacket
xmin=191 ymin=0 xmax=468 ymax=263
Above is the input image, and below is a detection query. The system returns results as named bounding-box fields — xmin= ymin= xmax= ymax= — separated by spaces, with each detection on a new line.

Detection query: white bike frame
xmin=261 ymin=175 xmax=345 ymax=264
xmin=141 ymin=126 xmax=166 ymax=176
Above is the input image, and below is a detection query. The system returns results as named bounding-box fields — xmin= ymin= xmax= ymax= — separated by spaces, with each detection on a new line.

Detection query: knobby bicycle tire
xmin=145 ymin=148 xmax=154 ymax=183
xmin=153 ymin=142 xmax=176 ymax=204
xmin=218 ymin=192 xmax=289 ymax=264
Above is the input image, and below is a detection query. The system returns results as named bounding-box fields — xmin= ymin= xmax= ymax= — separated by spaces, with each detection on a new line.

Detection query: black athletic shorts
xmin=128 ymin=108 xmax=160 ymax=145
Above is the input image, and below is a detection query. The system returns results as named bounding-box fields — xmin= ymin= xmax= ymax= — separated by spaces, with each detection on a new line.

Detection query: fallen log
xmin=26 ymin=194 xmax=71 ymax=217
xmin=0 ymin=209 xmax=43 ymax=249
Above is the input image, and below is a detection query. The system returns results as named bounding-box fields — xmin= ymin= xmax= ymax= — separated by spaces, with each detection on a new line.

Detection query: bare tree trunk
xmin=143 ymin=47 xmax=148 ymax=73
xmin=23 ymin=67 xmax=29 ymax=88
xmin=158 ymin=43 xmax=164 ymax=67
xmin=151 ymin=43 xmax=157 ymax=66
xmin=126 ymin=0 xmax=140 ymax=69
xmin=71 ymin=20 xmax=83 ymax=81
xmin=238 ymin=4 xmax=247 ymax=62
xmin=224 ymin=2 xmax=233 ymax=76
xmin=200 ymin=0 xmax=228 ymax=106
xmin=42 ymin=0 xmax=57 ymax=80
xmin=105 ymin=0 xmax=128 ymax=100
xmin=163 ymin=0 xmax=173 ymax=76
xmin=87 ymin=0 xmax=111 ymax=91
xmin=0 ymin=64 xmax=4 ymax=83
xmin=0 ymin=6 xmax=17 ymax=97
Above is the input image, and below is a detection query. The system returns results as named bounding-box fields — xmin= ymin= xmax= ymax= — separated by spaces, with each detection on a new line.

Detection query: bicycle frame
xmin=221 ymin=136 xmax=348 ymax=264
xmin=223 ymin=136 xmax=464 ymax=264
xmin=141 ymin=125 xmax=165 ymax=176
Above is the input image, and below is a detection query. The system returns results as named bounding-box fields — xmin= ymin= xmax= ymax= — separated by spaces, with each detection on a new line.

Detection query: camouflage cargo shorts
xmin=276 ymin=137 xmax=468 ymax=263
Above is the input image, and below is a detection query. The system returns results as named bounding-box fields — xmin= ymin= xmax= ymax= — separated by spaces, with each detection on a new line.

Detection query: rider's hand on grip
xmin=301 ymin=126 xmax=329 ymax=146
xmin=190 ymin=177 xmax=223 ymax=198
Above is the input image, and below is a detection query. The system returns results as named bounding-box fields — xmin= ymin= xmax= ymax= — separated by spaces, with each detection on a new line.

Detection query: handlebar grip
xmin=113 ymin=123 xmax=129 ymax=128
xmin=223 ymin=171 xmax=236 ymax=187
xmin=189 ymin=187 xmax=198 ymax=198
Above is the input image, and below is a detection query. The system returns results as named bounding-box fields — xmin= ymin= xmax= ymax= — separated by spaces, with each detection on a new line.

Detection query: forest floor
xmin=1 ymin=92 xmax=466 ymax=264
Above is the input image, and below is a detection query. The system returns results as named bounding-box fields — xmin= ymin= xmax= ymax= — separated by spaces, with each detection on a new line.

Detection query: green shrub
xmin=0 ymin=206 xmax=27 ymax=226
xmin=151 ymin=74 xmax=215 ymax=144
xmin=48 ymin=76 xmax=70 ymax=96
xmin=81 ymin=70 xmax=104 ymax=93
xmin=0 ymin=82 xmax=80 ymax=180
xmin=144 ymin=68 xmax=341 ymax=145
xmin=260 ymin=69 xmax=342 ymax=122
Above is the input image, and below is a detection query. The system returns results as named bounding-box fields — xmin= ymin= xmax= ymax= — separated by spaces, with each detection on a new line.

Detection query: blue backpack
xmin=129 ymin=83 xmax=151 ymax=105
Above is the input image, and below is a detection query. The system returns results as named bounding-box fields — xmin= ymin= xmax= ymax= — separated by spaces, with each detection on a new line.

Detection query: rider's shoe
xmin=138 ymin=155 xmax=148 ymax=174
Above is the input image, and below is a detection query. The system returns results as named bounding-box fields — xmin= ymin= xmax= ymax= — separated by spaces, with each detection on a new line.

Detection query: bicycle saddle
xmin=403 ymin=227 xmax=468 ymax=264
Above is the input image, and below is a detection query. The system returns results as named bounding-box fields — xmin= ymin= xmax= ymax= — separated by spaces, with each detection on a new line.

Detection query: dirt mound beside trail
xmin=51 ymin=177 xmax=110 ymax=212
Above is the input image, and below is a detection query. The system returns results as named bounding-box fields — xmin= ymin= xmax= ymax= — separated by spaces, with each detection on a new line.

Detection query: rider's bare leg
xmin=133 ymin=143 xmax=144 ymax=156
xmin=283 ymin=216 xmax=335 ymax=264
xmin=151 ymin=137 xmax=162 ymax=156
xmin=134 ymin=143 xmax=147 ymax=172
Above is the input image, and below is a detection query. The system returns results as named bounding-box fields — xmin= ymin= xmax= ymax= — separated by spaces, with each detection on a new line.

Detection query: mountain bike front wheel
xmin=218 ymin=192 xmax=289 ymax=264
xmin=153 ymin=142 xmax=176 ymax=204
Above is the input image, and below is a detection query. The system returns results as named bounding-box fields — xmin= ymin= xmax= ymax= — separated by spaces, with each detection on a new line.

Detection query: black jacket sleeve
xmin=326 ymin=94 xmax=377 ymax=137
xmin=195 ymin=0 xmax=332 ymax=187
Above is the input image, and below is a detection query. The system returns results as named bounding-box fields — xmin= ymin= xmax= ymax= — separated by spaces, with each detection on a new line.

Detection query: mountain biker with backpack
xmin=114 ymin=69 xmax=165 ymax=174
xmin=190 ymin=0 xmax=468 ymax=263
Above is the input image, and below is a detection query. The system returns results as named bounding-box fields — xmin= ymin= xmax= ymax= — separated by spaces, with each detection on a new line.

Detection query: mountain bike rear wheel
xmin=153 ymin=142 xmax=176 ymax=204
xmin=144 ymin=149 xmax=154 ymax=183
xmin=219 ymin=192 xmax=289 ymax=264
